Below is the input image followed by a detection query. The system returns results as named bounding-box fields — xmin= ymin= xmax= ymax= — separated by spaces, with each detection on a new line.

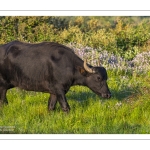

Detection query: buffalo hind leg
xmin=0 ymin=87 xmax=8 ymax=107
xmin=57 ymin=94 xmax=70 ymax=112
xmin=48 ymin=94 xmax=57 ymax=111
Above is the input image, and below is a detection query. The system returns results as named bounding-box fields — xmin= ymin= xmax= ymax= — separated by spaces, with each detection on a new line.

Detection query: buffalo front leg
xmin=48 ymin=94 xmax=57 ymax=111
xmin=57 ymin=94 xmax=70 ymax=112
xmin=0 ymin=87 xmax=8 ymax=107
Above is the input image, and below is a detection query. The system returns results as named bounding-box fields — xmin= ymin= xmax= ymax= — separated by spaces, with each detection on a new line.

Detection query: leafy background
xmin=1 ymin=16 xmax=150 ymax=59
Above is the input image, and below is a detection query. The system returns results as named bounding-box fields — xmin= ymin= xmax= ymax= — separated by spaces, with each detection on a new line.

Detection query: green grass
xmin=0 ymin=72 xmax=150 ymax=134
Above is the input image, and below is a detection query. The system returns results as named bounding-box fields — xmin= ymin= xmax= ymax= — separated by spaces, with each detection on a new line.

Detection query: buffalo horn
xmin=98 ymin=59 xmax=101 ymax=66
xmin=84 ymin=60 xmax=95 ymax=73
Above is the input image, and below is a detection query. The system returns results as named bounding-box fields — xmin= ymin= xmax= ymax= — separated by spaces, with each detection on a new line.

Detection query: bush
xmin=0 ymin=16 xmax=150 ymax=60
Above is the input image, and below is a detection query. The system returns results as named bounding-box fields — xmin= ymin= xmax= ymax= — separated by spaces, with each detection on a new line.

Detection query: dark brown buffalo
xmin=0 ymin=41 xmax=111 ymax=112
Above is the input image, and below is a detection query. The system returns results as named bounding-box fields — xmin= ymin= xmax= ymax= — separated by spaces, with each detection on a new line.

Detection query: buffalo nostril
xmin=102 ymin=93 xmax=111 ymax=98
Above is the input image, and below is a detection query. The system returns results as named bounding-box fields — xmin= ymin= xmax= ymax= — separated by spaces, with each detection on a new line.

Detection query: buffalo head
xmin=83 ymin=60 xmax=111 ymax=99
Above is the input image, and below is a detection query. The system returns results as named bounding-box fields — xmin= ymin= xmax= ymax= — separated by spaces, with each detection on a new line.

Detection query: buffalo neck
xmin=72 ymin=57 xmax=87 ymax=86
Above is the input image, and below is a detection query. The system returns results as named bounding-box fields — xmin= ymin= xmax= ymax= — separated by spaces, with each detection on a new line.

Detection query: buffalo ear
xmin=76 ymin=66 xmax=89 ymax=76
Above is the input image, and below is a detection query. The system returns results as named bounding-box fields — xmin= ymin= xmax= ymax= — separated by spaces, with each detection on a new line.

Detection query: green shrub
xmin=0 ymin=16 xmax=150 ymax=60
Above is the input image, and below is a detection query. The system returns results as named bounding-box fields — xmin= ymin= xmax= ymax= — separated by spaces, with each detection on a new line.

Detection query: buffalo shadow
xmin=66 ymin=85 xmax=140 ymax=103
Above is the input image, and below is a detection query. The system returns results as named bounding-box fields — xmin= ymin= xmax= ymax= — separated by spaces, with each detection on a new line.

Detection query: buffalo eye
xmin=97 ymin=76 xmax=102 ymax=81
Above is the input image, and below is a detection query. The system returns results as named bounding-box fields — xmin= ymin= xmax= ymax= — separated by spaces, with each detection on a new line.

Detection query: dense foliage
xmin=0 ymin=16 xmax=150 ymax=60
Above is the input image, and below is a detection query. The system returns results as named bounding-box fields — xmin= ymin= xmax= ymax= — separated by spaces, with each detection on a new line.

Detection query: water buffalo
xmin=0 ymin=40 xmax=111 ymax=112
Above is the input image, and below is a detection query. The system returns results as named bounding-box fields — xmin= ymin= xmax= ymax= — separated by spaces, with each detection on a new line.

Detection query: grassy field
xmin=0 ymin=17 xmax=150 ymax=134
xmin=0 ymin=69 xmax=150 ymax=134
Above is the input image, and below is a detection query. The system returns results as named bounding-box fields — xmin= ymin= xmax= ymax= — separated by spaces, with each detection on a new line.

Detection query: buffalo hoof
xmin=62 ymin=107 xmax=70 ymax=113
xmin=48 ymin=107 xmax=55 ymax=111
